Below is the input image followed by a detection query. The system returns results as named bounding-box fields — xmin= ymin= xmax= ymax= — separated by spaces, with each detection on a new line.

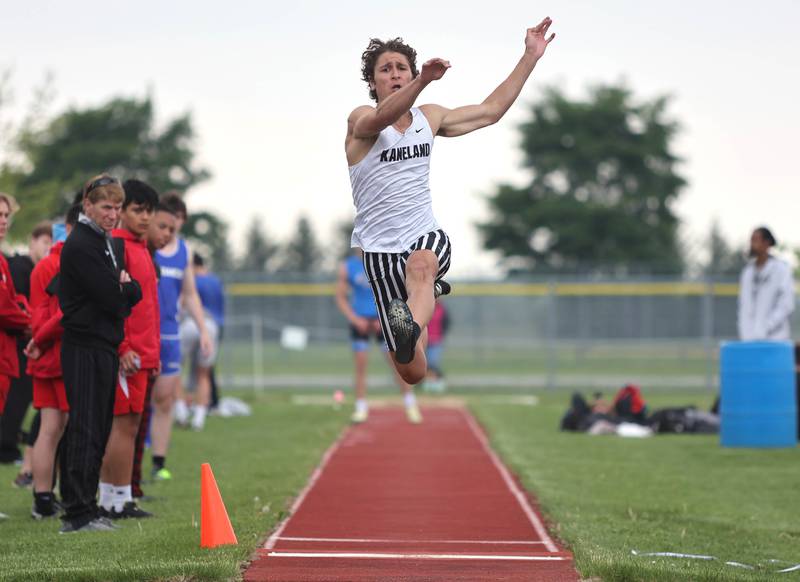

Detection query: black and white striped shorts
xmin=362 ymin=229 xmax=451 ymax=352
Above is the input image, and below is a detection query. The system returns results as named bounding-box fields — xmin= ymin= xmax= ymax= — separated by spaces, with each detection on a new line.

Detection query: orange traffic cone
xmin=200 ymin=463 xmax=238 ymax=548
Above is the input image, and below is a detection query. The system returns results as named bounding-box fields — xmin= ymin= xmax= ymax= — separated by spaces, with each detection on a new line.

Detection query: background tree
xmin=4 ymin=95 xmax=210 ymax=240
xmin=704 ymin=219 xmax=746 ymax=278
xmin=184 ymin=211 xmax=232 ymax=271
xmin=478 ymin=84 xmax=687 ymax=275
xmin=279 ymin=215 xmax=323 ymax=274
xmin=333 ymin=218 xmax=355 ymax=261
xmin=238 ymin=217 xmax=280 ymax=273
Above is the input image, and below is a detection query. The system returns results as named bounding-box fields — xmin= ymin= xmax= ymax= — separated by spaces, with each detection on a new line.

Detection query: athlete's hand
xmin=151 ymin=362 xmax=162 ymax=377
xmin=120 ymin=350 xmax=140 ymax=375
xmin=525 ymin=17 xmax=556 ymax=60
xmin=120 ymin=270 xmax=131 ymax=284
xmin=353 ymin=317 xmax=370 ymax=335
xmin=420 ymin=58 xmax=451 ymax=84
xmin=24 ymin=339 xmax=42 ymax=360
xmin=370 ymin=319 xmax=382 ymax=334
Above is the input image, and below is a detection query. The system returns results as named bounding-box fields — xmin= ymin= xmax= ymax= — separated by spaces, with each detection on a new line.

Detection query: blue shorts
xmin=349 ymin=322 xmax=386 ymax=353
xmin=160 ymin=337 xmax=182 ymax=377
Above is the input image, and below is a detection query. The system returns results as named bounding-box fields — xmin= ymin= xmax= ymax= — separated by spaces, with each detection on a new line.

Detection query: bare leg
xmin=194 ymin=366 xmax=212 ymax=408
xmin=31 ymin=408 xmax=67 ymax=494
xmin=354 ymin=351 xmax=368 ymax=401
xmin=191 ymin=366 xmax=212 ymax=430
xmin=383 ymin=351 xmax=413 ymax=396
xmin=392 ymin=322 xmax=431 ymax=385
xmin=405 ymin=250 xmax=438 ymax=330
xmin=150 ymin=375 xmax=179 ymax=458
xmin=100 ymin=414 xmax=141 ymax=485
xmin=19 ymin=445 xmax=33 ymax=476
xmin=391 ymin=250 xmax=438 ymax=384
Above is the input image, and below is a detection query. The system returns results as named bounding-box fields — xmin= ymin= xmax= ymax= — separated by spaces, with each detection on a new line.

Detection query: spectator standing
xmin=0 ymin=193 xmax=33 ymax=519
xmin=57 ymin=175 xmax=141 ymax=533
xmin=130 ymin=203 xmax=177 ymax=500
xmin=737 ymin=227 xmax=795 ymax=341
xmin=149 ymin=194 xmax=210 ymax=480
xmin=97 ymin=180 xmax=159 ymax=519
xmin=423 ymin=300 xmax=449 ymax=392
xmin=192 ymin=253 xmax=225 ymax=410
xmin=25 ymin=208 xmax=80 ymax=518
xmin=0 ymin=221 xmax=50 ymax=466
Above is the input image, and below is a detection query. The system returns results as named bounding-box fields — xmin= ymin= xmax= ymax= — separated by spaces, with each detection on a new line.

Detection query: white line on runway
xmin=263 ymin=432 xmax=346 ymax=550
xmin=267 ymin=551 xmax=569 ymax=561
xmin=277 ymin=536 xmax=548 ymax=545
xmin=461 ymin=409 xmax=560 ymax=553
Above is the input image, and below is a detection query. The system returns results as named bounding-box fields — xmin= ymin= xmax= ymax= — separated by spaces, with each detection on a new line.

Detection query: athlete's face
xmin=120 ymin=202 xmax=154 ymax=239
xmin=0 ymin=200 xmax=10 ymax=241
xmin=148 ymin=210 xmax=177 ymax=251
xmin=84 ymin=197 xmax=122 ymax=233
xmin=29 ymin=233 xmax=53 ymax=264
xmin=372 ymin=51 xmax=414 ymax=103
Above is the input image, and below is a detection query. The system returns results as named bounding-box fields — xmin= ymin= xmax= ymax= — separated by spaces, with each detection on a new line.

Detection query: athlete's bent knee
xmin=406 ymin=260 xmax=436 ymax=285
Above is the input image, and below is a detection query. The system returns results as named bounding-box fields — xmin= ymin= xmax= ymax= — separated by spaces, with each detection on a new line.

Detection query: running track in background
xmin=245 ymin=407 xmax=579 ymax=581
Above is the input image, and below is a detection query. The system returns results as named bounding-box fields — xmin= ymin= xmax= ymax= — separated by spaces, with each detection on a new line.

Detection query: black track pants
xmin=59 ymin=342 xmax=117 ymax=526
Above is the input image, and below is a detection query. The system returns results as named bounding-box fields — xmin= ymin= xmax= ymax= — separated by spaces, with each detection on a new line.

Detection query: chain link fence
xmin=212 ymin=274 xmax=799 ymax=392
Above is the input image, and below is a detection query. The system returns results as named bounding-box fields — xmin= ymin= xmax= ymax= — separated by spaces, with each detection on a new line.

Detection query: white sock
xmin=192 ymin=405 xmax=208 ymax=429
xmin=113 ymin=485 xmax=132 ymax=512
xmin=99 ymin=482 xmax=114 ymax=510
xmin=404 ymin=392 xmax=417 ymax=408
xmin=355 ymin=399 xmax=368 ymax=413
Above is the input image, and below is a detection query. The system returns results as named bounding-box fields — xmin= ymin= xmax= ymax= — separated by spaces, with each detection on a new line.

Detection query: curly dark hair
xmin=361 ymin=38 xmax=418 ymax=102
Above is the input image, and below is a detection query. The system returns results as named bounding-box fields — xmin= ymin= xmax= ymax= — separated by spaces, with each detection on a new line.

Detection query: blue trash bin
xmin=720 ymin=341 xmax=797 ymax=448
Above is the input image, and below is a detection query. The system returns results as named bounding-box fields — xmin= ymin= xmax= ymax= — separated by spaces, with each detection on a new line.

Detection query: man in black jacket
xmin=57 ymin=174 xmax=142 ymax=533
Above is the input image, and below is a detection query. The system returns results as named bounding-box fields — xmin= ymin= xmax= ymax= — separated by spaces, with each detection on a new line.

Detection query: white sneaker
xmin=405 ymin=404 xmax=423 ymax=424
xmin=191 ymin=406 xmax=207 ymax=431
xmin=173 ymin=400 xmax=190 ymax=426
xmin=351 ymin=408 xmax=369 ymax=424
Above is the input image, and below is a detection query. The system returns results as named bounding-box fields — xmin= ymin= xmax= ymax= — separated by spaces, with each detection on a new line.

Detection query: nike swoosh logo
xmin=415 ymin=128 xmax=423 ymax=133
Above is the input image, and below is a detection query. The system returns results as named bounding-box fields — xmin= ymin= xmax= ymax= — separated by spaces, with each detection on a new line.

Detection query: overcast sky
xmin=3 ymin=0 xmax=799 ymax=274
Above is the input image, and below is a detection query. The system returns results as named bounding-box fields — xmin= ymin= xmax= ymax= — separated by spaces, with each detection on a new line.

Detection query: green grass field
xmin=471 ymin=390 xmax=800 ymax=582
xmin=0 ymin=396 xmax=348 ymax=582
xmin=1 ymin=389 xmax=797 ymax=581
xmin=218 ymin=341 xmax=715 ymax=377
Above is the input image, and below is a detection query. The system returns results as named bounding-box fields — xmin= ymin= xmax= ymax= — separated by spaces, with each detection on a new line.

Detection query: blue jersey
xmin=196 ymin=273 xmax=225 ymax=328
xmin=155 ymin=238 xmax=188 ymax=336
xmin=347 ymin=255 xmax=377 ymax=318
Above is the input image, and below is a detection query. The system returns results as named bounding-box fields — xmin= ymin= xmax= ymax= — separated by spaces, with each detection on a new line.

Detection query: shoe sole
xmin=387 ymin=299 xmax=418 ymax=364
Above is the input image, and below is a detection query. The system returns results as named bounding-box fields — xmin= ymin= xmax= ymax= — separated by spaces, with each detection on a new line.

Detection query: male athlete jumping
xmin=346 ymin=18 xmax=555 ymax=383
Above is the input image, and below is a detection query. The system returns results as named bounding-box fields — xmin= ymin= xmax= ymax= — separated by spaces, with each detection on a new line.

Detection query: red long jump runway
xmin=245 ymin=407 xmax=578 ymax=581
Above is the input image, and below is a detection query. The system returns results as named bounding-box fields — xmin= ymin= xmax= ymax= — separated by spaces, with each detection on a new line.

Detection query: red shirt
xmin=27 ymin=243 xmax=63 ymax=378
xmin=0 ymin=253 xmax=31 ymax=377
xmin=427 ymin=302 xmax=447 ymax=345
xmin=113 ymin=229 xmax=160 ymax=369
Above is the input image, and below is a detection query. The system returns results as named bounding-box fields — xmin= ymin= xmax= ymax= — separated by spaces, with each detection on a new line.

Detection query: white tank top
xmin=349 ymin=107 xmax=439 ymax=253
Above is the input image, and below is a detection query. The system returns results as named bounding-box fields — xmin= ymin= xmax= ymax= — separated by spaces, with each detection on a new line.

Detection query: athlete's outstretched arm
xmin=425 ymin=18 xmax=555 ymax=138
xmin=350 ymin=58 xmax=451 ymax=139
